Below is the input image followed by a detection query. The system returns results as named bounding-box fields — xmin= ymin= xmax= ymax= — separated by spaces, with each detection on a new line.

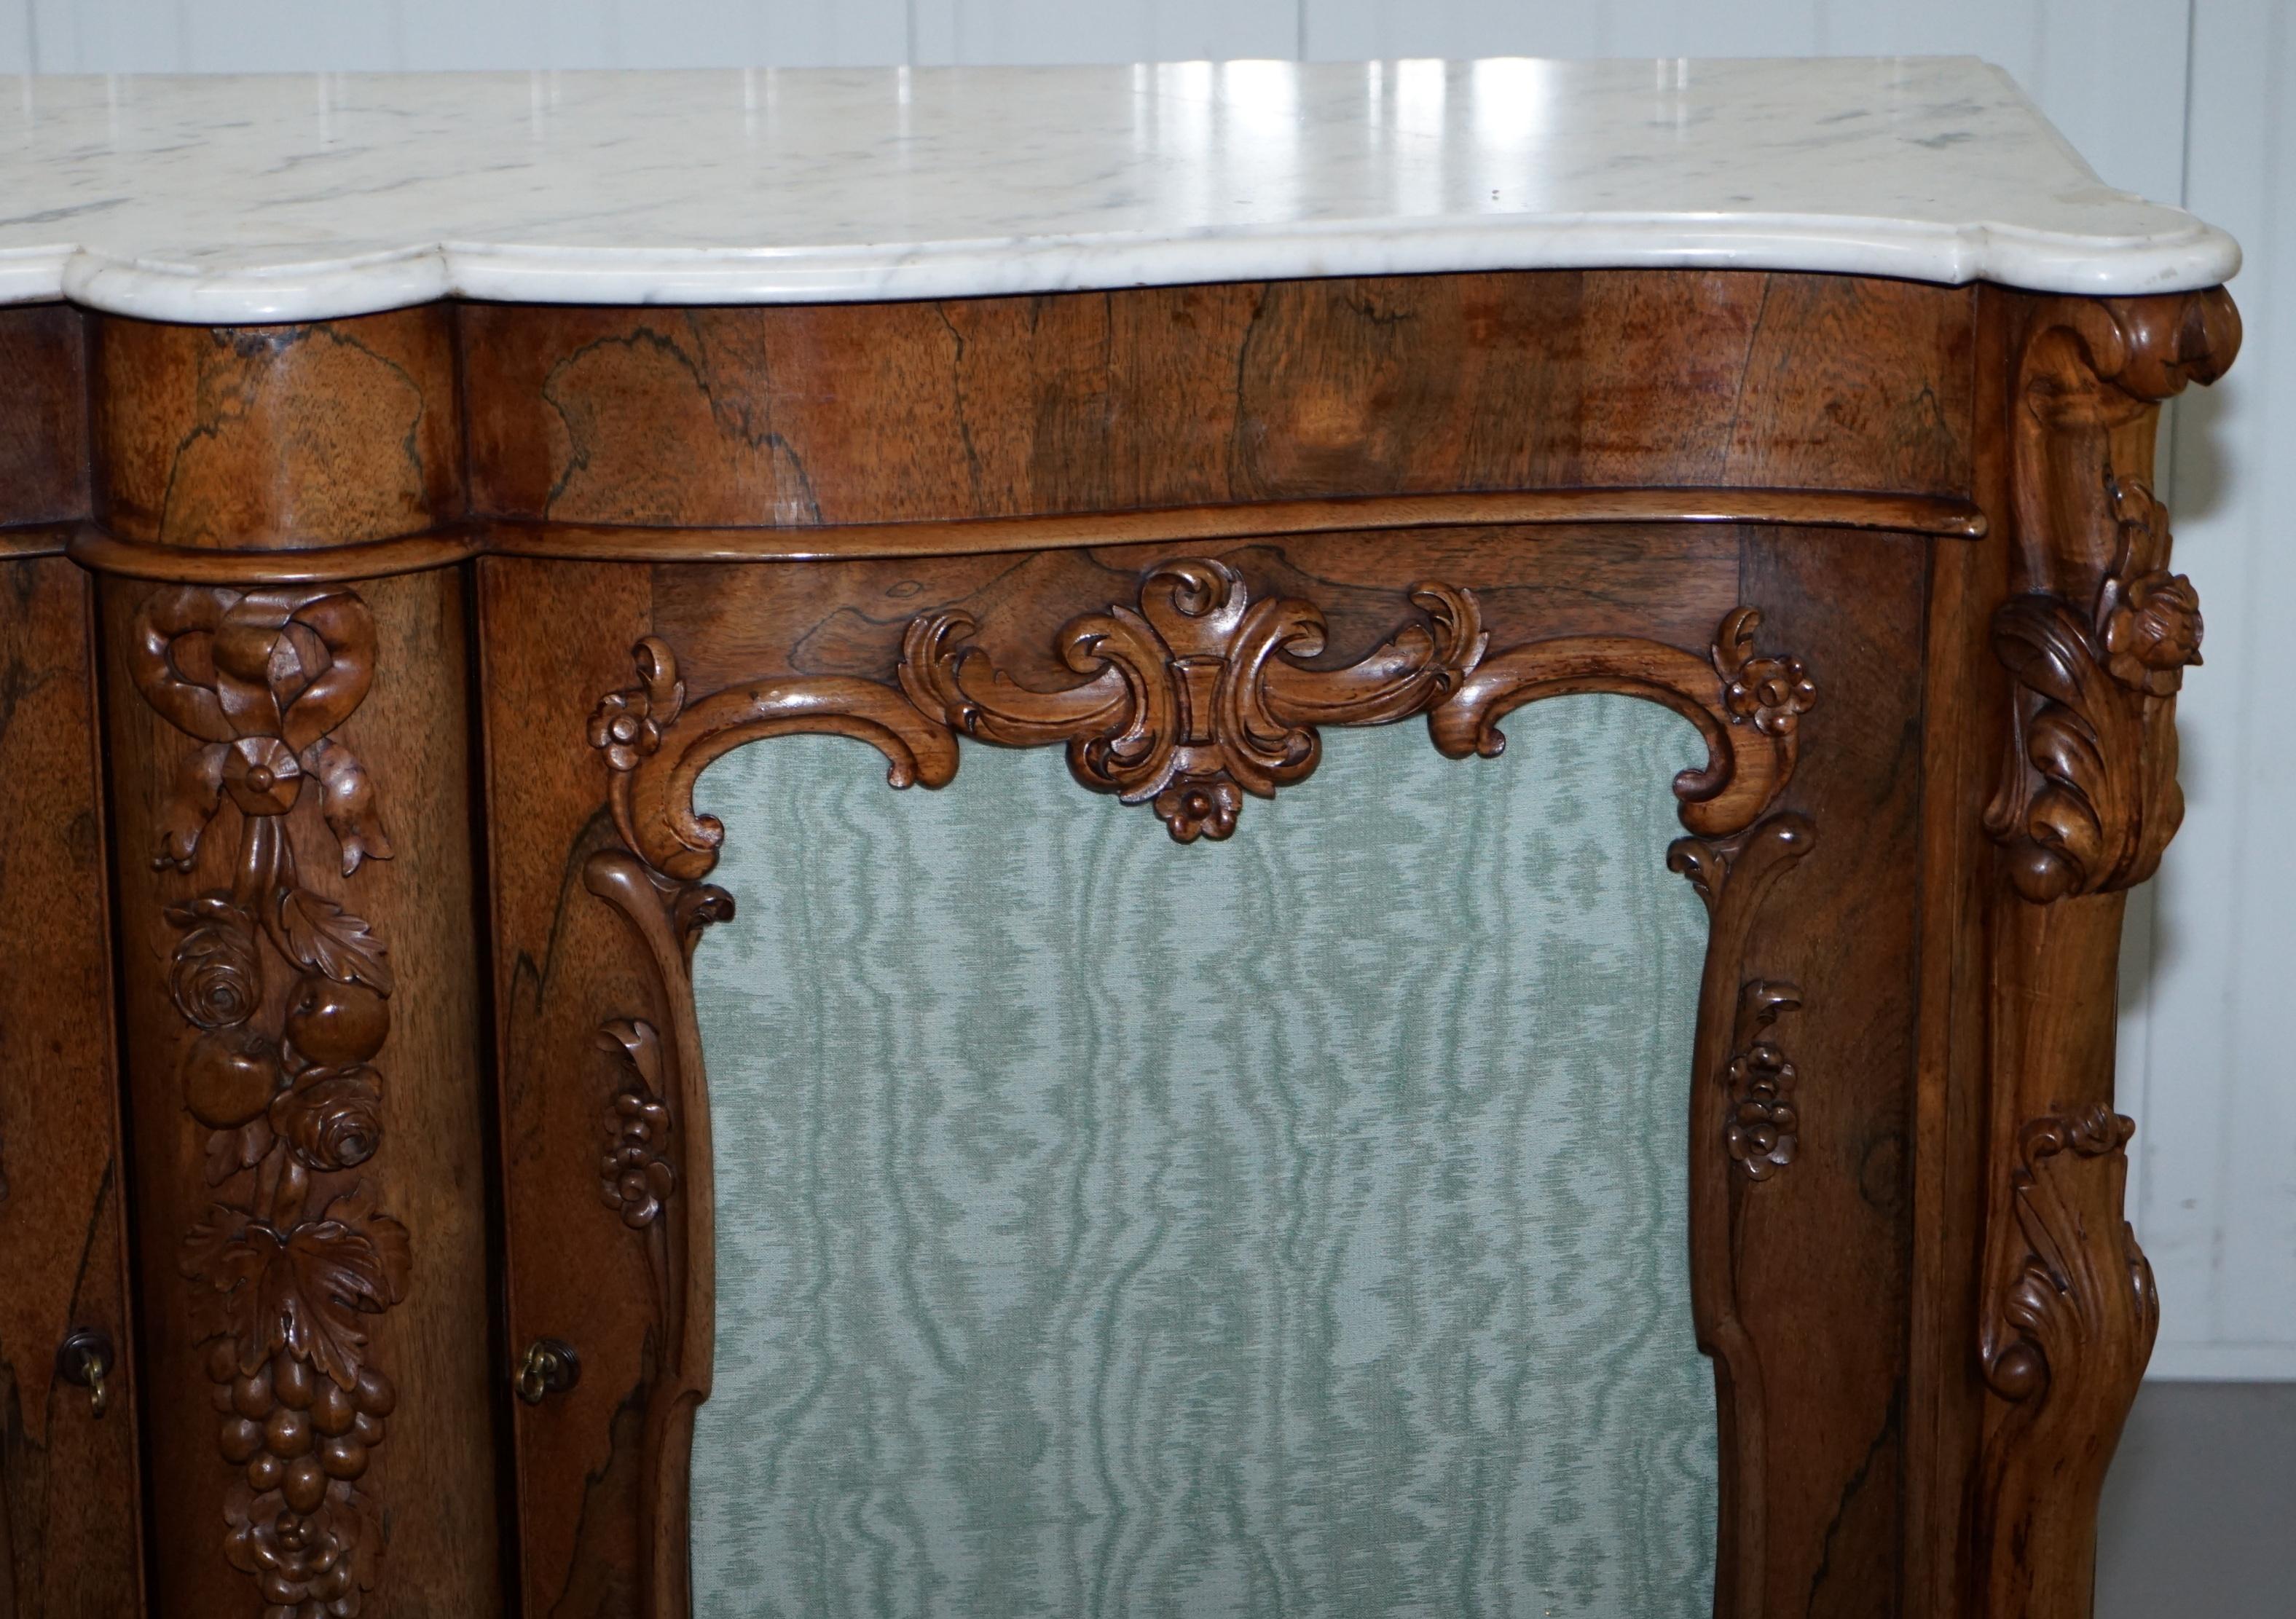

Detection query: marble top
xmin=0 ymin=57 xmax=2238 ymax=323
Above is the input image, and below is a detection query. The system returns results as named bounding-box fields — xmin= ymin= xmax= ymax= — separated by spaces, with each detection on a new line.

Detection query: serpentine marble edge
xmin=0 ymin=55 xmax=2238 ymax=322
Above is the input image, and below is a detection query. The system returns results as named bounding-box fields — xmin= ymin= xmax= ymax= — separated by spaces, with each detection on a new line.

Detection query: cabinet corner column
xmin=86 ymin=305 xmax=505 ymax=1618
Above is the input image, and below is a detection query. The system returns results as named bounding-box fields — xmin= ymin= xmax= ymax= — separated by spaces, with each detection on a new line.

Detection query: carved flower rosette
xmin=131 ymin=586 xmax=407 ymax=1616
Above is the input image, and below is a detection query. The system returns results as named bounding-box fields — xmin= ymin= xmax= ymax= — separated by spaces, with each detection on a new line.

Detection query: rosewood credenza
xmin=0 ymin=58 xmax=2241 ymax=1619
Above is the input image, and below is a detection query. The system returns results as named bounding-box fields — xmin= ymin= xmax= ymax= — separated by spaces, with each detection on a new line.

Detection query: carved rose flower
xmin=1722 ymin=655 xmax=1819 ymax=738
xmin=168 ymin=897 xmax=263 ymax=1028
xmin=1723 ymin=1040 xmax=1797 ymax=1181
xmin=270 ymin=1067 xmax=385 ymax=1172
xmin=2101 ymin=570 xmax=2203 ymax=696
xmin=1152 ymin=775 xmax=1242 ymax=843
xmin=587 ymin=690 xmax=662 ymax=773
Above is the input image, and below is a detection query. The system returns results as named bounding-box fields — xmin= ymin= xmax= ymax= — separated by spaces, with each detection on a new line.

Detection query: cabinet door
xmin=0 ymin=554 xmax=146 ymax=1617
xmin=0 ymin=304 xmax=144 ymax=1618
xmin=484 ymin=519 xmax=1932 ymax=1618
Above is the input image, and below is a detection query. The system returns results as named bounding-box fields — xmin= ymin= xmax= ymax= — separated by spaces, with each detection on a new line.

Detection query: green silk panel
xmin=688 ymin=696 xmax=1717 ymax=1618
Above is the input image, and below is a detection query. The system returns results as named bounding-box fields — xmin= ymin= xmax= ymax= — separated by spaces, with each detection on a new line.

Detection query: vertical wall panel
xmin=910 ymin=0 xmax=1297 ymax=65
xmin=0 ymin=0 xmax=29 ymax=74
xmin=2136 ymin=0 xmax=2296 ymax=1381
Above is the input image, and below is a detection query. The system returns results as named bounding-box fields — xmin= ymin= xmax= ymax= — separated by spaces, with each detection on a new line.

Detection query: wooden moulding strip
xmin=0 ymin=521 xmax=79 ymax=559
xmin=61 ymin=486 xmax=1986 ymax=583
xmin=66 ymin=523 xmax=488 ymax=583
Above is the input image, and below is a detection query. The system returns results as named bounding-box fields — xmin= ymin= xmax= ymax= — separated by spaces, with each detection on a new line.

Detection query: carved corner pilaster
xmin=1971 ymin=287 xmax=2237 ymax=1619
xmin=131 ymin=584 xmax=407 ymax=1616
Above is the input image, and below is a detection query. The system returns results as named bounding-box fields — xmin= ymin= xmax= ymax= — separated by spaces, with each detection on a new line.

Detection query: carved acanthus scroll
xmin=131 ymin=586 xmax=407 ymax=1617
xmin=1431 ymin=605 xmax=1815 ymax=836
xmin=900 ymin=556 xmax=1486 ymax=841
xmin=1987 ymin=475 xmax=2203 ymax=900
xmin=1973 ymin=1106 xmax=2157 ymax=1612
xmin=1987 ymin=291 xmax=2238 ymax=902
xmin=1981 ymin=1108 xmax=2156 ymax=1406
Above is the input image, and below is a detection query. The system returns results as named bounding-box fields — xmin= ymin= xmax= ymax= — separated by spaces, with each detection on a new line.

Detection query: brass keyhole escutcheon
xmin=516 ymin=1337 xmax=581 ymax=1406
xmin=56 ymin=1328 xmax=113 ymax=1418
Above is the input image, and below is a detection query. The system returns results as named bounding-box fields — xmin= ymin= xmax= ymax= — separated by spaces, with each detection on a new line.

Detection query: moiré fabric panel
xmin=688 ymin=697 xmax=1716 ymax=1618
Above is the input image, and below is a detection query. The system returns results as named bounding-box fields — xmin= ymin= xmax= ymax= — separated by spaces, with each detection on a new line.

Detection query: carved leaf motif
xmin=184 ymin=1186 xmax=412 ymax=1390
xmin=1984 ymin=1106 xmax=2156 ymax=1406
xmin=1986 ymin=591 xmax=2165 ymax=901
xmin=275 ymin=889 xmax=395 ymax=996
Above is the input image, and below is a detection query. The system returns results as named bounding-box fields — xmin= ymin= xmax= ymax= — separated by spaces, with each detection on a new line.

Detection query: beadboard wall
xmin=5 ymin=0 xmax=2285 ymax=1380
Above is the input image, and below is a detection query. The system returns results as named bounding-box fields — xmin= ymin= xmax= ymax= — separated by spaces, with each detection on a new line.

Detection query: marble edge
xmin=0 ymin=212 xmax=2241 ymax=323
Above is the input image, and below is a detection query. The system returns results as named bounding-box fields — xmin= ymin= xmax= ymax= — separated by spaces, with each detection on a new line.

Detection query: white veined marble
xmin=0 ymin=55 xmax=2238 ymax=323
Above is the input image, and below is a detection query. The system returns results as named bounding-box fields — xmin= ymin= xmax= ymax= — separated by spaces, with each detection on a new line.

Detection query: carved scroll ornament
xmin=1431 ymin=605 xmax=1815 ymax=837
xmin=1970 ymin=288 xmax=2236 ymax=1619
xmin=130 ymin=586 xmax=406 ymax=1618
xmin=1973 ymin=1106 xmax=2158 ymax=1611
xmin=898 ymin=556 xmax=1486 ymax=841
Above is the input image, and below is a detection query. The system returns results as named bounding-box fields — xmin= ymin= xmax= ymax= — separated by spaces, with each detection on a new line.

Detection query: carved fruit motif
xmin=135 ymin=584 xmax=409 ymax=1615
xmin=286 ymin=978 xmax=390 ymax=1065
xmin=184 ymin=1026 xmax=285 ymax=1132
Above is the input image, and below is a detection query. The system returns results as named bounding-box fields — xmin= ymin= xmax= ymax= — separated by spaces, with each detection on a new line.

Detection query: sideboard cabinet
xmin=0 ymin=58 xmax=2240 ymax=1619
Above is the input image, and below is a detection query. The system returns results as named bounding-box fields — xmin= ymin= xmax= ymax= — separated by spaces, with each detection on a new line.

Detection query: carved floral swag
xmin=133 ymin=585 xmax=408 ymax=1619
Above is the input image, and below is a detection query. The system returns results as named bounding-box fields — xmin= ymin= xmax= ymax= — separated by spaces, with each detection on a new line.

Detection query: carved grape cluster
xmin=211 ymin=1338 xmax=395 ymax=1617
xmin=598 ymin=1020 xmax=675 ymax=1227
xmin=1723 ymin=1040 xmax=1798 ymax=1181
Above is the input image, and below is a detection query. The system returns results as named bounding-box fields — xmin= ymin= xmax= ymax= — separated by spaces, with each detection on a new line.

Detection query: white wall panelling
xmin=4 ymin=0 xmax=2284 ymax=1378
xmin=2136 ymin=0 xmax=2295 ymax=1382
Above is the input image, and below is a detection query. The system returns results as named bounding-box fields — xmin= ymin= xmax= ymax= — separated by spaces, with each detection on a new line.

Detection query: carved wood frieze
xmin=899 ymin=556 xmax=1487 ymax=841
xmin=130 ymin=585 xmax=407 ymax=1618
